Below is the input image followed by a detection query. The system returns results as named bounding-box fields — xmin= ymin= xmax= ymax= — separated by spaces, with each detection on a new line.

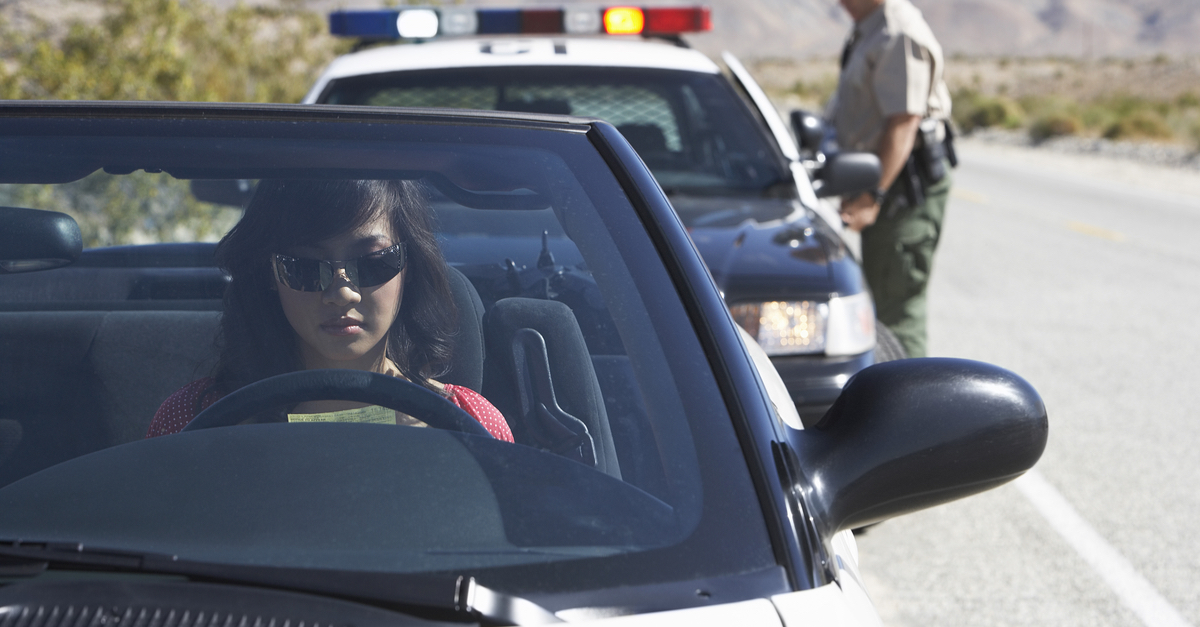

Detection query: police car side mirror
xmin=791 ymin=358 xmax=1048 ymax=535
xmin=812 ymin=152 xmax=880 ymax=198
xmin=789 ymin=109 xmax=824 ymax=154
xmin=0 ymin=206 xmax=82 ymax=273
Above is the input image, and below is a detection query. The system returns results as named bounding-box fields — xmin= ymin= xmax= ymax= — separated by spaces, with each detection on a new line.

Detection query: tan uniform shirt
xmin=827 ymin=0 xmax=951 ymax=153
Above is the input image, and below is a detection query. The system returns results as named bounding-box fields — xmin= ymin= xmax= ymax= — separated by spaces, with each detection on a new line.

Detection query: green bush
xmin=0 ymin=172 xmax=242 ymax=248
xmin=788 ymin=76 xmax=838 ymax=104
xmin=1103 ymin=110 xmax=1174 ymax=141
xmin=1029 ymin=113 xmax=1082 ymax=141
xmin=952 ymin=90 xmax=1024 ymax=133
xmin=0 ymin=0 xmax=352 ymax=246
xmin=0 ymin=0 xmax=350 ymax=103
xmin=967 ymin=98 xmax=1023 ymax=132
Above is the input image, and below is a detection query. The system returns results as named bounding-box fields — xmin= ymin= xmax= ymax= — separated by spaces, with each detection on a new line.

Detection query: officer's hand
xmin=839 ymin=192 xmax=880 ymax=231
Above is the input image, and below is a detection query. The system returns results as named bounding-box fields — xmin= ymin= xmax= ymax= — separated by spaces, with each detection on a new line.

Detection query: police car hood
xmin=674 ymin=196 xmax=836 ymax=299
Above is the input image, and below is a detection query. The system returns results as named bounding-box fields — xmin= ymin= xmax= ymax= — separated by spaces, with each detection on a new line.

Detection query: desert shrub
xmin=0 ymin=0 xmax=352 ymax=245
xmin=0 ymin=172 xmax=242 ymax=248
xmin=1103 ymin=110 xmax=1174 ymax=141
xmin=0 ymin=0 xmax=350 ymax=103
xmin=788 ymin=76 xmax=839 ymax=105
xmin=1029 ymin=113 xmax=1082 ymax=141
xmin=952 ymin=89 xmax=1024 ymax=133
xmin=966 ymin=98 xmax=1023 ymax=132
xmin=1016 ymin=94 xmax=1074 ymax=122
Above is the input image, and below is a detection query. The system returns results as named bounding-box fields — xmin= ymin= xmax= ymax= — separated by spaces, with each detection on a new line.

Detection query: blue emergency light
xmin=329 ymin=6 xmax=712 ymax=40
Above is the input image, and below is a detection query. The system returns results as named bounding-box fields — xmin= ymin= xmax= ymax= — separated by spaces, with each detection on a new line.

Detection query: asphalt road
xmin=853 ymin=139 xmax=1200 ymax=627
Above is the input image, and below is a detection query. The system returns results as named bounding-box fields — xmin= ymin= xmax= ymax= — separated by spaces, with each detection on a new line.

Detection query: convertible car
xmin=0 ymin=101 xmax=1047 ymax=626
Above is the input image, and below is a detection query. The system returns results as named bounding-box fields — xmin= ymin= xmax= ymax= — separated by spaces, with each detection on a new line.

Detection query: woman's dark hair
xmin=208 ymin=179 xmax=456 ymax=401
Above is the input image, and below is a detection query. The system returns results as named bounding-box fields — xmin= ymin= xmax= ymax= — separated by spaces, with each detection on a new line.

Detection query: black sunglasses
xmin=271 ymin=243 xmax=407 ymax=292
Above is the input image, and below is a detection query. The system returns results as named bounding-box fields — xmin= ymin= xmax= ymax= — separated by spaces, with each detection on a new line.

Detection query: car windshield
xmin=0 ymin=109 xmax=775 ymax=598
xmin=319 ymin=66 xmax=790 ymax=199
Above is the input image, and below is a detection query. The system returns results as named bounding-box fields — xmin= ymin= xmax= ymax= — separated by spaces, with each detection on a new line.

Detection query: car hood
xmin=676 ymin=197 xmax=835 ymax=301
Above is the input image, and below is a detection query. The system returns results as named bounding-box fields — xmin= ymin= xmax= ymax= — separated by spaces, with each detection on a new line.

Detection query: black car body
xmin=0 ymin=102 xmax=1046 ymax=625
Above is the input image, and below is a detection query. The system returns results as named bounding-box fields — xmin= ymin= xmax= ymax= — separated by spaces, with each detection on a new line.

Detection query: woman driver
xmin=147 ymin=179 xmax=513 ymax=441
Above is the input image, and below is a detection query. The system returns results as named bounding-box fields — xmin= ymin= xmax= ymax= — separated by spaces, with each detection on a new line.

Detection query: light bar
xmin=603 ymin=7 xmax=644 ymax=35
xmin=645 ymin=7 xmax=712 ymax=34
xmin=439 ymin=8 xmax=478 ymax=36
xmin=564 ymin=8 xmax=602 ymax=34
xmin=396 ymin=9 xmax=438 ymax=39
xmin=328 ymin=6 xmax=712 ymax=40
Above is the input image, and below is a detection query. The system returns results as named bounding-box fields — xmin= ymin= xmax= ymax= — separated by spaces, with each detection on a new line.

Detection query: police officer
xmin=828 ymin=0 xmax=953 ymax=358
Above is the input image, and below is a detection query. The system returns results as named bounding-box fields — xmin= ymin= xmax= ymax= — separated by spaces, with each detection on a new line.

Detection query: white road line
xmin=1015 ymin=470 xmax=1194 ymax=627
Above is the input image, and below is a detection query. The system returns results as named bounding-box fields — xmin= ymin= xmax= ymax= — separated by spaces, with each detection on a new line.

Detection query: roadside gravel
xmin=961 ymin=130 xmax=1200 ymax=199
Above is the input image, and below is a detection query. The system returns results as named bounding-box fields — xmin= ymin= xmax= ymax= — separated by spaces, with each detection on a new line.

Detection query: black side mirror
xmin=812 ymin=152 xmax=881 ymax=199
xmin=0 ymin=206 xmax=82 ymax=273
xmin=792 ymin=358 xmax=1048 ymax=535
xmin=789 ymin=109 xmax=824 ymax=154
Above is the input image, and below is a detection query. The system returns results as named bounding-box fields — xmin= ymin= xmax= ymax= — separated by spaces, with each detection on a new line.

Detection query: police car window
xmin=323 ymin=67 xmax=787 ymax=198
xmin=363 ymin=85 xmax=495 ymax=110
xmin=503 ymin=84 xmax=683 ymax=151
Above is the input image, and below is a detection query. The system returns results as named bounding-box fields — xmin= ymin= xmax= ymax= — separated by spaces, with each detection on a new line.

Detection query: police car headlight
xmin=730 ymin=292 xmax=875 ymax=357
xmin=824 ymin=291 xmax=876 ymax=356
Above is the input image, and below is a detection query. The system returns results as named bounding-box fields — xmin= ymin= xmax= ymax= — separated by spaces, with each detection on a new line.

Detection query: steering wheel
xmin=182 ymin=369 xmax=492 ymax=438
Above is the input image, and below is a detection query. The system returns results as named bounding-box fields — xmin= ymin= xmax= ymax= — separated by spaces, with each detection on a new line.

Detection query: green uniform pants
xmin=860 ymin=171 xmax=951 ymax=359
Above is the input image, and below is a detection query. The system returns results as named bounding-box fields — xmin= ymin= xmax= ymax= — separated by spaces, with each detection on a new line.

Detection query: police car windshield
xmin=320 ymin=67 xmax=789 ymax=198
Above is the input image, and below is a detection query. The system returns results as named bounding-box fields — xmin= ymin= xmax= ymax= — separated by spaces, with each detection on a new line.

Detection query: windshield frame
xmin=0 ymin=102 xmax=781 ymax=598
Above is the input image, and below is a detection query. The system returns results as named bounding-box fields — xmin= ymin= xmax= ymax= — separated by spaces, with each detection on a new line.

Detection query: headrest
xmin=441 ymin=266 xmax=485 ymax=391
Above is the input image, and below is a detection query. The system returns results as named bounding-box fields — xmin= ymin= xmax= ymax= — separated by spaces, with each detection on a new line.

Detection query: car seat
xmin=616 ymin=123 xmax=676 ymax=171
xmin=617 ymin=123 xmax=667 ymax=154
xmin=482 ymin=297 xmax=621 ymax=479
xmin=440 ymin=265 xmax=486 ymax=392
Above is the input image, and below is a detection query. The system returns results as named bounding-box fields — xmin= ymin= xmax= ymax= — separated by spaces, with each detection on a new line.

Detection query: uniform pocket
xmin=879 ymin=216 xmax=939 ymax=305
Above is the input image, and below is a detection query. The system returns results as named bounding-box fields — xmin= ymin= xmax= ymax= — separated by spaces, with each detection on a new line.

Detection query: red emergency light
xmin=644 ymin=7 xmax=712 ymax=34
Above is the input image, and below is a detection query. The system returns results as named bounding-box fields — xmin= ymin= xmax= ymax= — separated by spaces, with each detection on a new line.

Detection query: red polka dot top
xmin=146 ymin=377 xmax=514 ymax=442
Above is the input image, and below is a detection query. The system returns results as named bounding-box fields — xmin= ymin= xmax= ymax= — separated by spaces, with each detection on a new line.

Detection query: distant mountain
xmin=915 ymin=0 xmax=1200 ymax=58
xmin=686 ymin=0 xmax=1200 ymax=59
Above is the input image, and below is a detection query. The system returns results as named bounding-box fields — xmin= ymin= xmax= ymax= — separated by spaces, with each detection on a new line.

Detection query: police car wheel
xmin=874 ymin=321 xmax=908 ymax=363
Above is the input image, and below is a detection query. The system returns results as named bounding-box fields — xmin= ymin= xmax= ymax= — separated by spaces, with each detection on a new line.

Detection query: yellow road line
xmin=952 ymin=188 xmax=988 ymax=204
xmin=1066 ymin=221 xmax=1126 ymax=242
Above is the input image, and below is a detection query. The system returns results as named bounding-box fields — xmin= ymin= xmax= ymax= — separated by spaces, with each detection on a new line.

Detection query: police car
xmin=303 ymin=6 xmax=889 ymax=425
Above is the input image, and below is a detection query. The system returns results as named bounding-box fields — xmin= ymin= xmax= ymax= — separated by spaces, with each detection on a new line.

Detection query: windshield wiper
xmin=0 ymin=540 xmax=562 ymax=626
xmin=458 ymin=577 xmax=562 ymax=625
xmin=0 ymin=540 xmax=160 ymax=573
xmin=0 ymin=555 xmax=48 ymax=578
